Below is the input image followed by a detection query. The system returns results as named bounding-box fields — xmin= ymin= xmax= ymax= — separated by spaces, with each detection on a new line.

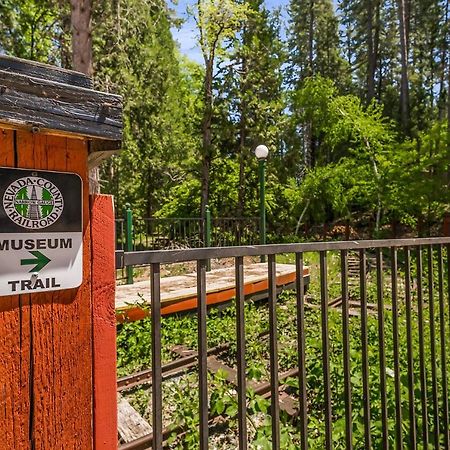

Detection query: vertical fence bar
xmin=268 ymin=254 xmax=280 ymax=449
xmin=359 ymin=249 xmax=372 ymax=449
xmin=404 ymin=247 xmax=417 ymax=449
xmin=235 ymin=256 xmax=247 ymax=450
xmin=376 ymin=249 xmax=389 ymax=450
xmin=125 ymin=203 xmax=133 ymax=284
xmin=205 ymin=206 xmax=212 ymax=271
xmin=197 ymin=260 xmax=208 ymax=449
xmin=340 ymin=250 xmax=352 ymax=450
xmin=295 ymin=253 xmax=308 ymax=450
xmin=145 ymin=219 xmax=149 ymax=249
xmin=258 ymin=158 xmax=266 ymax=263
xmin=416 ymin=246 xmax=429 ymax=447
xmin=115 ymin=219 xmax=122 ymax=250
xmin=437 ymin=245 xmax=450 ymax=448
xmin=391 ymin=247 xmax=403 ymax=450
xmin=137 ymin=218 xmax=143 ymax=249
xmin=320 ymin=251 xmax=332 ymax=450
xmin=151 ymin=220 xmax=156 ymax=249
xmin=200 ymin=218 xmax=205 ymax=248
xmin=427 ymin=246 xmax=440 ymax=449
xmin=448 ymin=245 xmax=450 ymax=346
xmin=150 ymin=263 xmax=163 ymax=450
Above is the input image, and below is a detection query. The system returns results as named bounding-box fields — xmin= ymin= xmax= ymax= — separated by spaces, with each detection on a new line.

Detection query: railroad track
xmin=117 ymin=327 xmax=301 ymax=449
xmin=116 ymin=288 xmax=389 ymax=449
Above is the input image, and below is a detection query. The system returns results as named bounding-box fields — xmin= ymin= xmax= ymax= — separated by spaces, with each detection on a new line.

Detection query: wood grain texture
xmin=0 ymin=129 xmax=32 ymax=449
xmin=117 ymin=394 xmax=152 ymax=443
xmin=0 ymin=68 xmax=122 ymax=141
xmin=0 ymin=128 xmax=93 ymax=449
xmin=90 ymin=194 xmax=117 ymax=449
xmin=0 ymin=54 xmax=92 ymax=88
xmin=70 ymin=0 xmax=93 ymax=77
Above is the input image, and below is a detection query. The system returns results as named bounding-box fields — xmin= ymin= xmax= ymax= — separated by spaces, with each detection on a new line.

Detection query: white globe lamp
xmin=254 ymin=144 xmax=269 ymax=160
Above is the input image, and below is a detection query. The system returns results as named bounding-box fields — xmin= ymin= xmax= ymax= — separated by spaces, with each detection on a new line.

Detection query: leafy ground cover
xmin=117 ymin=251 xmax=450 ymax=449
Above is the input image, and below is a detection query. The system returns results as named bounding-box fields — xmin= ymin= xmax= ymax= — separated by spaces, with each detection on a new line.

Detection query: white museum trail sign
xmin=0 ymin=167 xmax=83 ymax=296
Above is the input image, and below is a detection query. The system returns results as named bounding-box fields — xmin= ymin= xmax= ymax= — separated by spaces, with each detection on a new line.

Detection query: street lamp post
xmin=255 ymin=145 xmax=269 ymax=263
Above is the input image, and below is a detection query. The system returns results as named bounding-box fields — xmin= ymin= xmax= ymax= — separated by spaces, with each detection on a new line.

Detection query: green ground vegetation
xmin=117 ymin=250 xmax=450 ymax=448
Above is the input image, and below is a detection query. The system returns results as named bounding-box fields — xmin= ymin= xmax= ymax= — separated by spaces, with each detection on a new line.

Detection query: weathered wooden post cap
xmin=0 ymin=54 xmax=122 ymax=166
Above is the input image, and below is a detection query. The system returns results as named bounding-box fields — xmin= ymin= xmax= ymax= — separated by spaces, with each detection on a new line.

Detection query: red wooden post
xmin=0 ymin=56 xmax=122 ymax=449
xmin=91 ymin=195 xmax=118 ymax=449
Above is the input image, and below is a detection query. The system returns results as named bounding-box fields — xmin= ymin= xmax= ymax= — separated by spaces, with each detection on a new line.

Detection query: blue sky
xmin=171 ymin=0 xmax=290 ymax=64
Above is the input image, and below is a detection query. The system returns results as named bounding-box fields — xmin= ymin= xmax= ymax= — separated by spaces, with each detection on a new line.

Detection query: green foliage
xmin=193 ymin=0 xmax=250 ymax=60
xmin=385 ymin=121 xmax=450 ymax=228
xmin=2 ymin=0 xmax=448 ymax=236
xmin=93 ymin=0 xmax=202 ymax=216
xmin=118 ymin=252 xmax=450 ymax=448
xmin=288 ymin=0 xmax=349 ymax=86
xmin=0 ymin=0 xmax=69 ymax=64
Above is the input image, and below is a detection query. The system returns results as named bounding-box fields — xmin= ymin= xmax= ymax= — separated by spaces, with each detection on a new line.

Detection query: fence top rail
xmin=116 ymin=237 xmax=450 ymax=267
xmin=115 ymin=216 xmax=259 ymax=221
xmin=115 ymin=217 xmax=203 ymax=223
xmin=138 ymin=217 xmax=203 ymax=221
xmin=212 ymin=217 xmax=259 ymax=221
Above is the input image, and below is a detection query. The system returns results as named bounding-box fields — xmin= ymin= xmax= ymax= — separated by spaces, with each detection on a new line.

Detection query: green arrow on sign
xmin=21 ymin=251 xmax=51 ymax=272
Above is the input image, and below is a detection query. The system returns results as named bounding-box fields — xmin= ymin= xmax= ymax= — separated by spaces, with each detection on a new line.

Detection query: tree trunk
xmin=304 ymin=122 xmax=313 ymax=168
xmin=201 ymin=58 xmax=214 ymax=220
xmin=446 ymin=1 xmax=450 ymax=135
xmin=448 ymin=44 xmax=450 ymax=155
xmin=368 ymin=0 xmax=381 ymax=102
xmin=71 ymin=0 xmax=98 ymax=194
xmin=71 ymin=0 xmax=93 ymax=77
xmin=397 ymin=0 xmax=410 ymax=134
xmin=238 ymin=42 xmax=248 ymax=218
xmin=238 ymin=114 xmax=246 ymax=218
xmin=57 ymin=0 xmax=72 ymax=68
xmin=438 ymin=0 xmax=448 ymax=120
xmin=308 ymin=0 xmax=314 ymax=76
xmin=367 ymin=0 xmax=376 ymax=101
xmin=305 ymin=0 xmax=315 ymax=168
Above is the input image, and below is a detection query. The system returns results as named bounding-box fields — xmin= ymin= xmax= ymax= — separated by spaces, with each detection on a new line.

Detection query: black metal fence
xmin=115 ymin=214 xmax=259 ymax=282
xmin=211 ymin=217 xmax=259 ymax=247
xmin=116 ymin=217 xmax=259 ymax=251
xmin=116 ymin=237 xmax=450 ymax=449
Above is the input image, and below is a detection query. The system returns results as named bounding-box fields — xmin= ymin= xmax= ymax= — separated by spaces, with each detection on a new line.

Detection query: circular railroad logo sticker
xmin=2 ymin=176 xmax=64 ymax=230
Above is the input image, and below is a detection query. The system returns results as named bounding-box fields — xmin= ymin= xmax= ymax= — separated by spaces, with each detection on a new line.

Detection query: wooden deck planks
xmin=116 ymin=263 xmax=306 ymax=321
xmin=117 ymin=394 xmax=152 ymax=444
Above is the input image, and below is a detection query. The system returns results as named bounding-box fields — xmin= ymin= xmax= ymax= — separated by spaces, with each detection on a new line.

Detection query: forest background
xmin=1 ymin=0 xmax=449 ymax=241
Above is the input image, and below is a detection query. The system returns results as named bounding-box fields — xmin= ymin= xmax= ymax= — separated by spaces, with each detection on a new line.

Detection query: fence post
xmin=0 ymin=55 xmax=122 ymax=449
xmin=205 ymin=205 xmax=212 ymax=271
xmin=258 ymin=157 xmax=267 ymax=263
xmin=125 ymin=203 xmax=134 ymax=284
xmin=91 ymin=195 xmax=117 ymax=449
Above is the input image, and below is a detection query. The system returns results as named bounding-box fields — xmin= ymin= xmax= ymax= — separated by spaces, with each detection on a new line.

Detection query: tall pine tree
xmin=288 ymin=0 xmax=348 ymax=170
xmin=216 ymin=0 xmax=285 ymax=215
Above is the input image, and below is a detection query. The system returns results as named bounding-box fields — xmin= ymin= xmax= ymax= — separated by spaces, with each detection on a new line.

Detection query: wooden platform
xmin=116 ymin=263 xmax=309 ymax=322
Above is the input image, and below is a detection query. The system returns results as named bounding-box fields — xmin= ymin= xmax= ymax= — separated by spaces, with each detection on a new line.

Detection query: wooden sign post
xmin=0 ymin=55 xmax=122 ymax=449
